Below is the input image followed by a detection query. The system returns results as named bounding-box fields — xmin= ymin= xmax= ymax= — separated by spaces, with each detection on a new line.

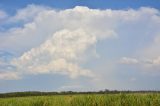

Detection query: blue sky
xmin=0 ymin=0 xmax=160 ymax=93
xmin=1 ymin=0 xmax=160 ymax=13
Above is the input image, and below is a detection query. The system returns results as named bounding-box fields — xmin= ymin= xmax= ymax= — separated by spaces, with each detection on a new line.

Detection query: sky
xmin=0 ymin=0 xmax=160 ymax=93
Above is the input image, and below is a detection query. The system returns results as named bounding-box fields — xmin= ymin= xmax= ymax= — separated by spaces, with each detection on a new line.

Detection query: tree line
xmin=0 ymin=90 xmax=160 ymax=98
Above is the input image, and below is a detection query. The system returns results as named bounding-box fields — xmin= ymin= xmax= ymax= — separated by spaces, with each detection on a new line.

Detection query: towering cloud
xmin=0 ymin=5 xmax=160 ymax=80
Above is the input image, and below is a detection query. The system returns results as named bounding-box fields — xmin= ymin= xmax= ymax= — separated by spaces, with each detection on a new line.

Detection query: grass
xmin=0 ymin=93 xmax=160 ymax=106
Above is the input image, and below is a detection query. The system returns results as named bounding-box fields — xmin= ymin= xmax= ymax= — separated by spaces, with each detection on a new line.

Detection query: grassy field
xmin=0 ymin=93 xmax=160 ymax=106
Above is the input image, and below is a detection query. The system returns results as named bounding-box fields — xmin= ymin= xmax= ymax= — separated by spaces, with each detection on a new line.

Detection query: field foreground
xmin=0 ymin=93 xmax=160 ymax=106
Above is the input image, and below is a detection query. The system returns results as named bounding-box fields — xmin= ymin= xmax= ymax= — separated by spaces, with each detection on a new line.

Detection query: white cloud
xmin=120 ymin=57 xmax=139 ymax=64
xmin=152 ymin=56 xmax=160 ymax=65
xmin=120 ymin=56 xmax=160 ymax=65
xmin=120 ymin=56 xmax=160 ymax=71
xmin=58 ymin=85 xmax=84 ymax=91
xmin=9 ymin=4 xmax=50 ymax=23
xmin=11 ymin=27 xmax=115 ymax=78
xmin=0 ymin=10 xmax=7 ymax=20
xmin=0 ymin=71 xmax=20 ymax=80
xmin=1 ymin=6 xmax=118 ymax=79
xmin=0 ymin=5 xmax=160 ymax=80
xmin=11 ymin=29 xmax=99 ymax=78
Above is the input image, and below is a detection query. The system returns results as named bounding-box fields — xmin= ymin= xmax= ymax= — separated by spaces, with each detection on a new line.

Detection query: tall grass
xmin=0 ymin=93 xmax=160 ymax=106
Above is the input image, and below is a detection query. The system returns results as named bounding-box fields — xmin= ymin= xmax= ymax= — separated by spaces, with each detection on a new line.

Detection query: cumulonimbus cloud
xmin=0 ymin=5 xmax=160 ymax=80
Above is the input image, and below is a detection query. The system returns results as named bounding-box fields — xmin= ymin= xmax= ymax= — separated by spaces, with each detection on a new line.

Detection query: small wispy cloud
xmin=120 ymin=57 xmax=139 ymax=64
xmin=0 ymin=10 xmax=8 ymax=20
xmin=0 ymin=71 xmax=20 ymax=80
xmin=58 ymin=85 xmax=84 ymax=91
xmin=119 ymin=56 xmax=160 ymax=71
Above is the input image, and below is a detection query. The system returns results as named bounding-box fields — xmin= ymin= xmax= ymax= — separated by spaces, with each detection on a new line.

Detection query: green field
xmin=0 ymin=93 xmax=160 ymax=106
